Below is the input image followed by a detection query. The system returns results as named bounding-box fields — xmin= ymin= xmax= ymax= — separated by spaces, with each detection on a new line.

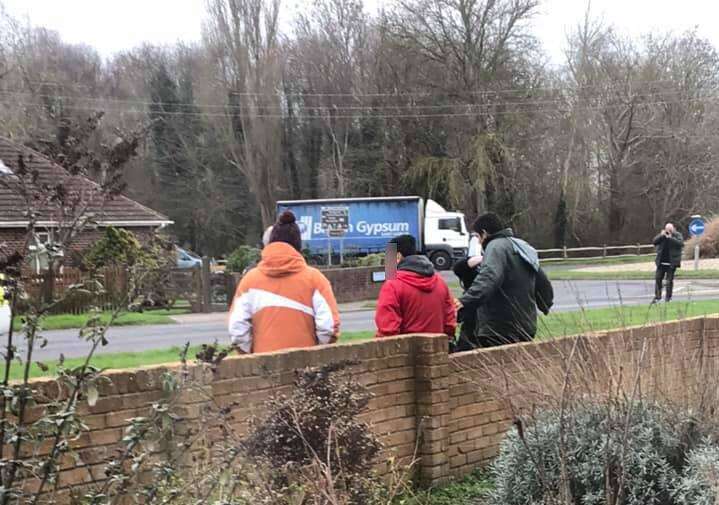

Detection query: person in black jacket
xmin=457 ymin=213 xmax=554 ymax=348
xmin=652 ymin=223 xmax=684 ymax=303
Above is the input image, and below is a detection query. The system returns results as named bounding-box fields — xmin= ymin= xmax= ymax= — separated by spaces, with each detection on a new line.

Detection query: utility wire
xmin=0 ymin=97 xmax=712 ymax=119
xmin=14 ymin=77 xmax=684 ymax=98
xmin=0 ymin=87 xmax=707 ymax=113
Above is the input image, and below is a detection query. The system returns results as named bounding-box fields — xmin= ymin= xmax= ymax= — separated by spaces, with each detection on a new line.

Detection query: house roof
xmin=0 ymin=136 xmax=172 ymax=228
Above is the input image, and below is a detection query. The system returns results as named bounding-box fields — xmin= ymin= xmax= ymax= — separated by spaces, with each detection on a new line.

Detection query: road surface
xmin=23 ymin=278 xmax=719 ymax=361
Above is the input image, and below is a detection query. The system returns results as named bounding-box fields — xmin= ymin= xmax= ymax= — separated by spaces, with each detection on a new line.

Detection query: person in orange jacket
xmin=228 ymin=211 xmax=340 ymax=354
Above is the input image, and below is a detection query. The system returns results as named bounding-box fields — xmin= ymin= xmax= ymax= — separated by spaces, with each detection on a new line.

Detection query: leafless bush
xmin=684 ymin=216 xmax=719 ymax=259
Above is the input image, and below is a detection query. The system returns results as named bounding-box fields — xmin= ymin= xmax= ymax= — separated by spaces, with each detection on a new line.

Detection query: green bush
xmin=226 ymin=245 xmax=261 ymax=273
xmin=489 ymin=402 xmax=704 ymax=505
xmin=357 ymin=253 xmax=385 ymax=267
xmin=83 ymin=226 xmax=155 ymax=270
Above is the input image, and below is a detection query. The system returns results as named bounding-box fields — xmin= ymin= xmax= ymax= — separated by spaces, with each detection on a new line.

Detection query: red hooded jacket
xmin=375 ymin=255 xmax=457 ymax=338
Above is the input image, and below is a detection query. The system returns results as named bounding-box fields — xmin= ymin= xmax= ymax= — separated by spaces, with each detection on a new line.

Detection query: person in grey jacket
xmin=459 ymin=213 xmax=553 ymax=347
xmin=652 ymin=223 xmax=684 ymax=303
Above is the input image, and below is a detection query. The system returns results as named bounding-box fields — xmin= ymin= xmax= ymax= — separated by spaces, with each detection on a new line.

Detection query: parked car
xmin=176 ymin=247 xmax=202 ymax=269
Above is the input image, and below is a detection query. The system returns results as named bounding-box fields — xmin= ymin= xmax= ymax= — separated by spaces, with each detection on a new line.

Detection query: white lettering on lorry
xmin=356 ymin=221 xmax=409 ymax=235
xmin=312 ymin=221 xmax=409 ymax=237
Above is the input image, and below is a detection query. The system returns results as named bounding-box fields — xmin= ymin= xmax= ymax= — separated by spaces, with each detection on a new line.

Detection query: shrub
xmin=674 ymin=443 xmax=719 ymax=505
xmin=489 ymin=402 xmax=702 ymax=505
xmin=83 ymin=226 xmax=154 ymax=270
xmin=226 ymin=245 xmax=261 ymax=273
xmin=357 ymin=253 xmax=385 ymax=267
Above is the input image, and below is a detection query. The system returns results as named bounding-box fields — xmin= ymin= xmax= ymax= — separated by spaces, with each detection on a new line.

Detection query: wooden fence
xmin=537 ymin=244 xmax=655 ymax=262
xmin=24 ymin=262 xmax=235 ymax=315
xmin=25 ymin=268 xmax=129 ymax=315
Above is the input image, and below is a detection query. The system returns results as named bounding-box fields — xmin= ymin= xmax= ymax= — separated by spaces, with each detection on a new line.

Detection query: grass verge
xmin=11 ymin=308 xmax=190 ymax=331
xmin=537 ymin=299 xmax=719 ymax=339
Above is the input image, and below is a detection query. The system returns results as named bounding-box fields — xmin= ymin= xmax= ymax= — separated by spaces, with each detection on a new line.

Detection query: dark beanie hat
xmin=270 ymin=211 xmax=303 ymax=252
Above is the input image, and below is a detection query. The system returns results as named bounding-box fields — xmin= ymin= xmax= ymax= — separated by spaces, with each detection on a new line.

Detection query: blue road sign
xmin=689 ymin=218 xmax=705 ymax=237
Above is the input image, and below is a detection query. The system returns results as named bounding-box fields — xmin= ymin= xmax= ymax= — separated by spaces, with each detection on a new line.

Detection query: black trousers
xmin=655 ymin=265 xmax=676 ymax=300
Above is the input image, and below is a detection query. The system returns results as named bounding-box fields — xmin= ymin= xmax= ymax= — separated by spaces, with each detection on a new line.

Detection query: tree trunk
xmin=608 ymin=164 xmax=624 ymax=242
xmin=307 ymin=113 xmax=322 ymax=199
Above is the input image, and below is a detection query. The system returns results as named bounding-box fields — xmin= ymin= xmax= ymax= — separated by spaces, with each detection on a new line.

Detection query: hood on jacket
xmin=396 ymin=255 xmax=438 ymax=292
xmin=510 ymin=237 xmax=539 ymax=272
xmin=484 ymin=229 xmax=539 ymax=272
xmin=257 ymin=242 xmax=307 ymax=277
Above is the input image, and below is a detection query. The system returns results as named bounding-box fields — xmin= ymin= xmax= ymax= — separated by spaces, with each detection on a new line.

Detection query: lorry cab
xmin=423 ymin=200 xmax=469 ymax=270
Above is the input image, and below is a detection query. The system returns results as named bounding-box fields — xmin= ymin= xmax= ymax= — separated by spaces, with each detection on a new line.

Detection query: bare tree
xmin=294 ymin=0 xmax=370 ymax=196
xmin=205 ymin=0 xmax=283 ymax=228
xmin=385 ymin=0 xmax=541 ymax=219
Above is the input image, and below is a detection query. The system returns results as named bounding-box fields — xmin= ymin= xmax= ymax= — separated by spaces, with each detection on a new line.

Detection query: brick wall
xmin=320 ymin=265 xmax=384 ymax=303
xmin=12 ymin=317 xmax=719 ymax=501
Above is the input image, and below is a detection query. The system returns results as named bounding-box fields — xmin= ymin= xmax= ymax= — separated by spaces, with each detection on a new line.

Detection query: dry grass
xmin=455 ymin=317 xmax=716 ymax=424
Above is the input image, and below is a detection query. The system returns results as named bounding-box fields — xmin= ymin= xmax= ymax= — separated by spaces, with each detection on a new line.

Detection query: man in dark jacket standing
xmin=459 ymin=213 xmax=554 ymax=346
xmin=652 ymin=223 xmax=684 ymax=303
xmin=375 ymin=235 xmax=457 ymax=338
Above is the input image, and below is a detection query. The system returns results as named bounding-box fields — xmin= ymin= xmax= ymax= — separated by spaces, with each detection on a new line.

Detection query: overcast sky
xmin=2 ymin=0 xmax=718 ymax=65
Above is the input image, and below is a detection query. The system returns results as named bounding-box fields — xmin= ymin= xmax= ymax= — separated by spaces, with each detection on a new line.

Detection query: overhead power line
xmin=0 ymin=95 xmax=716 ymax=120
xmin=0 ymin=87 xmax=712 ymax=115
xmin=14 ymin=77 xmax=685 ymax=98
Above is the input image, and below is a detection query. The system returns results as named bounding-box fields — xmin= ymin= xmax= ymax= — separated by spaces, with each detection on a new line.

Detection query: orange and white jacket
xmin=228 ymin=242 xmax=340 ymax=353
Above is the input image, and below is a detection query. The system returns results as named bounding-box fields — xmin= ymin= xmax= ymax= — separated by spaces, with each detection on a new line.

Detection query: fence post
xmin=636 ymin=243 xmax=641 ymax=256
xmin=201 ymin=257 xmax=211 ymax=313
xmin=603 ymin=244 xmax=607 ymax=258
xmin=563 ymin=246 xmax=568 ymax=259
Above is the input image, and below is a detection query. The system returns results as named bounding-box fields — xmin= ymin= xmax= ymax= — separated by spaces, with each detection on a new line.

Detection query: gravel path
xmin=576 ymin=258 xmax=719 ymax=273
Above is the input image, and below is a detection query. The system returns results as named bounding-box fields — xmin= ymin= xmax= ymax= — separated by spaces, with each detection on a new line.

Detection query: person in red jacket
xmin=375 ymin=234 xmax=457 ymax=338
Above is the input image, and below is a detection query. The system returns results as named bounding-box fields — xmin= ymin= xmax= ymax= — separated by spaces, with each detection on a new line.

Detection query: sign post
xmin=321 ymin=206 xmax=350 ymax=266
xmin=689 ymin=215 xmax=705 ymax=271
